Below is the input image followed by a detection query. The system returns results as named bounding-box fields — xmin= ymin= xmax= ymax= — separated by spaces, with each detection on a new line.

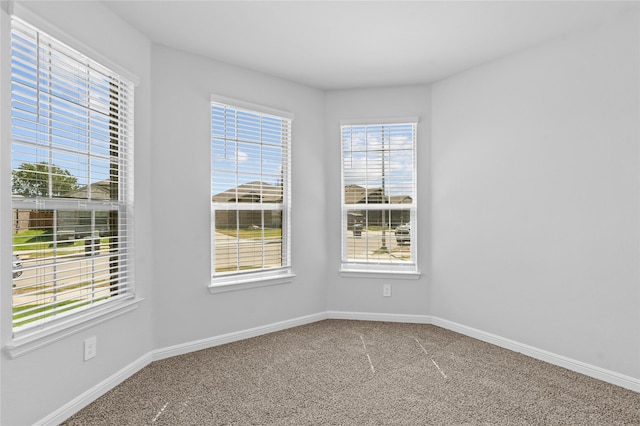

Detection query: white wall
xmin=431 ymin=7 xmax=640 ymax=378
xmin=150 ymin=45 xmax=327 ymax=349
xmin=325 ymin=86 xmax=432 ymax=316
xmin=0 ymin=2 xmax=154 ymax=425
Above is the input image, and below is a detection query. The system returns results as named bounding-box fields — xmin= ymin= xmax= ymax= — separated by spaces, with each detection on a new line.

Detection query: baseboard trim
xmin=429 ymin=316 xmax=640 ymax=393
xmin=36 ymin=352 xmax=153 ymax=426
xmin=327 ymin=310 xmax=432 ymax=324
xmin=326 ymin=311 xmax=640 ymax=393
xmin=38 ymin=310 xmax=639 ymax=425
xmin=36 ymin=312 xmax=327 ymax=426
xmin=152 ymin=312 xmax=329 ymax=361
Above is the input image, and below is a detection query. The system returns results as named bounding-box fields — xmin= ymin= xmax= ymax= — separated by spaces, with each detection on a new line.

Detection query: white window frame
xmin=3 ymin=13 xmax=140 ymax=358
xmin=340 ymin=118 xmax=420 ymax=279
xmin=210 ymin=95 xmax=294 ymax=293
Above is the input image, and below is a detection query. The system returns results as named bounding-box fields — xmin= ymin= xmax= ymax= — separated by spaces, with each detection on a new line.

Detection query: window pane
xmin=211 ymin=101 xmax=290 ymax=279
xmin=12 ymin=208 xmax=121 ymax=329
xmin=213 ymin=210 xmax=283 ymax=273
xmin=10 ymin=17 xmax=133 ymax=332
xmin=342 ymin=122 xmax=416 ymax=268
xmin=344 ymin=208 xmax=412 ymax=263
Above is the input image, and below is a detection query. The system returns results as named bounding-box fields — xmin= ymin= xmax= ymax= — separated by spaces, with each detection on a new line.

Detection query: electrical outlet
xmin=383 ymin=284 xmax=392 ymax=297
xmin=84 ymin=336 xmax=97 ymax=361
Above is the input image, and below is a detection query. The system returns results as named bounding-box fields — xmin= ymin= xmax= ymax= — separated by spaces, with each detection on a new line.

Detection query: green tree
xmin=12 ymin=162 xmax=79 ymax=197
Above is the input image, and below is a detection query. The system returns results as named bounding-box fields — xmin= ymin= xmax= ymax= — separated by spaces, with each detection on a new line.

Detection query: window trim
xmin=339 ymin=269 xmax=421 ymax=280
xmin=209 ymin=95 xmax=294 ymax=291
xmin=210 ymin=94 xmax=294 ymax=121
xmin=4 ymin=296 xmax=140 ymax=359
xmin=340 ymin=118 xmax=419 ymax=276
xmin=3 ymin=13 xmax=141 ymax=354
xmin=208 ymin=270 xmax=296 ymax=294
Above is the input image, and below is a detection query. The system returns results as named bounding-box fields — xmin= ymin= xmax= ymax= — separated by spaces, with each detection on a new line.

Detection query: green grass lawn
xmin=216 ymin=228 xmax=282 ymax=239
xmin=13 ymin=280 xmax=110 ymax=296
xmin=13 ymin=229 xmax=109 ymax=256
xmin=215 ymin=264 xmax=265 ymax=273
xmin=13 ymin=229 xmax=65 ymax=251
xmin=365 ymin=226 xmax=395 ymax=232
xmin=13 ymin=297 xmax=108 ymax=328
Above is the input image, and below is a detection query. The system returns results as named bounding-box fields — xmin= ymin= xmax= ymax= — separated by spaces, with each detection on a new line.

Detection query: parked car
xmin=395 ymin=223 xmax=410 ymax=245
xmin=13 ymin=254 xmax=23 ymax=279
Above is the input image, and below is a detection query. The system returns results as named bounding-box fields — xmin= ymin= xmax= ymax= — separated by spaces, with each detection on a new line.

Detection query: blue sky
xmin=211 ymin=104 xmax=288 ymax=197
xmin=11 ymin=22 xmax=123 ymax=193
xmin=342 ymin=123 xmax=415 ymax=198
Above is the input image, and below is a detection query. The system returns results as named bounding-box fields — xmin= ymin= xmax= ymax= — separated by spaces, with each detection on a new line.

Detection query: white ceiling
xmin=104 ymin=1 xmax=634 ymax=90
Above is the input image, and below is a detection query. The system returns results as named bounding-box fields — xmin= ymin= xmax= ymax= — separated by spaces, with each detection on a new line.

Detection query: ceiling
xmin=104 ymin=1 xmax=634 ymax=90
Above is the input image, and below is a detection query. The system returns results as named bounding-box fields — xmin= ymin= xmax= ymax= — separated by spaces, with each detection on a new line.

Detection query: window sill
xmin=4 ymin=296 xmax=142 ymax=359
xmin=209 ymin=271 xmax=296 ymax=294
xmin=339 ymin=268 xmax=421 ymax=280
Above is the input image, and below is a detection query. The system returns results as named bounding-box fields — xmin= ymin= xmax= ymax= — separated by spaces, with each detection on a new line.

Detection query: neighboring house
xmin=212 ymin=181 xmax=283 ymax=229
xmin=389 ymin=195 xmax=412 ymax=225
xmin=344 ymin=184 xmax=386 ymax=204
xmin=12 ymin=206 xmax=52 ymax=234
xmin=57 ymin=180 xmax=115 ymax=238
xmin=345 ymin=184 xmax=411 ymax=228
xmin=12 ymin=181 xmax=116 ymax=238
xmin=62 ymin=179 xmax=115 ymax=201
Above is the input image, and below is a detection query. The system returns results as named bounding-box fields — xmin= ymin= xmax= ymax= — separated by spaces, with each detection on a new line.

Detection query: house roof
xmin=389 ymin=195 xmax=413 ymax=204
xmin=212 ymin=181 xmax=282 ymax=203
xmin=61 ymin=180 xmax=114 ymax=200
xmin=344 ymin=184 xmax=381 ymax=204
xmin=344 ymin=184 xmax=411 ymax=204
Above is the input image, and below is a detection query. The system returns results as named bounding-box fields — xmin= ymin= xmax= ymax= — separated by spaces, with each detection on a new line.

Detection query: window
xmin=211 ymin=97 xmax=292 ymax=288
xmin=341 ymin=121 xmax=418 ymax=276
xmin=10 ymin=17 xmax=135 ymax=336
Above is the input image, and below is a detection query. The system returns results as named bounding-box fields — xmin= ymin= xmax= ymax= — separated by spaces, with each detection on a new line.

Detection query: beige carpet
xmin=62 ymin=320 xmax=640 ymax=425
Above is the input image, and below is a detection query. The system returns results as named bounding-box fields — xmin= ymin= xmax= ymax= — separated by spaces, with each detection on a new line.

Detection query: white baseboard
xmin=38 ymin=310 xmax=639 ymax=425
xmin=38 ymin=312 xmax=328 ymax=426
xmin=429 ymin=316 xmax=640 ymax=393
xmin=327 ymin=310 xmax=431 ymax=324
xmin=36 ymin=352 xmax=153 ymax=426
xmin=328 ymin=311 xmax=639 ymax=393
xmin=152 ymin=312 xmax=329 ymax=361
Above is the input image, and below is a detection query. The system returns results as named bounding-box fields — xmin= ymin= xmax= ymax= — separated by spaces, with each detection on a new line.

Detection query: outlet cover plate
xmin=84 ymin=336 xmax=97 ymax=361
xmin=383 ymin=284 xmax=392 ymax=297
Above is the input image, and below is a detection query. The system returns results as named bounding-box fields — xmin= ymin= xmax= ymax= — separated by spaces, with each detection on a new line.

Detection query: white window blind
xmin=211 ymin=100 xmax=291 ymax=281
xmin=341 ymin=122 xmax=417 ymax=271
xmin=10 ymin=17 xmax=134 ymax=333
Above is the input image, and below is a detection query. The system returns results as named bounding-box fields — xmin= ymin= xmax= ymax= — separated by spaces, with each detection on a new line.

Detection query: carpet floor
xmin=62 ymin=320 xmax=640 ymax=425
